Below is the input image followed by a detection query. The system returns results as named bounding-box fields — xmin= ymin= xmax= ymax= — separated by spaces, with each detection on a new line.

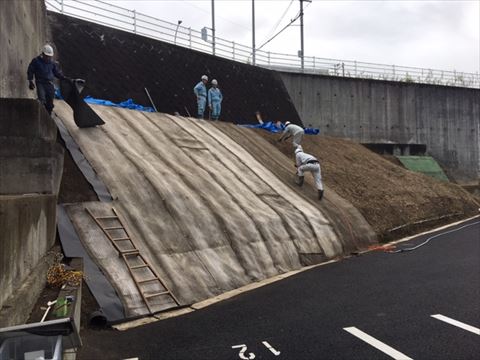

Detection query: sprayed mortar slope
xmin=55 ymin=101 xmax=349 ymax=317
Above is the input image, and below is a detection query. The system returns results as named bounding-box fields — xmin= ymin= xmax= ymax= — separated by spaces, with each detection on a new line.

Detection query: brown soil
xmin=254 ymin=130 xmax=480 ymax=241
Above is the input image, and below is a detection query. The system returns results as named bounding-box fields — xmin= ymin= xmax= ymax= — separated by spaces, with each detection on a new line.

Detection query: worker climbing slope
xmin=27 ymin=44 xmax=68 ymax=115
xmin=295 ymin=145 xmax=325 ymax=200
xmin=278 ymin=121 xmax=305 ymax=147
xmin=193 ymin=75 xmax=208 ymax=119
xmin=208 ymin=79 xmax=223 ymax=121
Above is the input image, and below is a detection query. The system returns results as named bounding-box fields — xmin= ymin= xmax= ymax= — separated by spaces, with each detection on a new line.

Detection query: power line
xmin=261 ymin=0 xmax=295 ymax=44
xmin=256 ymin=10 xmax=301 ymax=51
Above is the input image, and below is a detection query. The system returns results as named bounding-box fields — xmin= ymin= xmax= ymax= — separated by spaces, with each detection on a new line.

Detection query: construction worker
xmin=295 ymin=145 xmax=324 ymax=200
xmin=193 ymin=75 xmax=208 ymax=119
xmin=27 ymin=44 xmax=67 ymax=115
xmin=278 ymin=121 xmax=305 ymax=147
xmin=208 ymin=79 xmax=223 ymax=120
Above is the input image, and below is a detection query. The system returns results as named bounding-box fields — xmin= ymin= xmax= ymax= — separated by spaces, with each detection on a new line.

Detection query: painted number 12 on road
xmin=232 ymin=341 xmax=281 ymax=359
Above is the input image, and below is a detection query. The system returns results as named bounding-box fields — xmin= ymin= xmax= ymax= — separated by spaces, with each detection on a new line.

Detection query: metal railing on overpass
xmin=45 ymin=0 xmax=480 ymax=89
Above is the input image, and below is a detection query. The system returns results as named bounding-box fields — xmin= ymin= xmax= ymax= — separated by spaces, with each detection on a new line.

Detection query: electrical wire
xmin=386 ymin=220 xmax=480 ymax=253
xmin=257 ymin=0 xmax=312 ymax=52
xmin=261 ymin=0 xmax=295 ymax=44
xmin=256 ymin=11 xmax=301 ymax=51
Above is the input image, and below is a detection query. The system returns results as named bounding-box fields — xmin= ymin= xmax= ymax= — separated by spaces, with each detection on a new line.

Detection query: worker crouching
xmin=278 ymin=121 xmax=305 ymax=148
xmin=295 ymin=146 xmax=324 ymax=200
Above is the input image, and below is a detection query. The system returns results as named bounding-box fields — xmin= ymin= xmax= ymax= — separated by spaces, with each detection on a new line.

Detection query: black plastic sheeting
xmin=52 ymin=113 xmax=112 ymax=202
xmin=59 ymin=79 xmax=105 ymax=128
xmin=57 ymin=205 xmax=125 ymax=324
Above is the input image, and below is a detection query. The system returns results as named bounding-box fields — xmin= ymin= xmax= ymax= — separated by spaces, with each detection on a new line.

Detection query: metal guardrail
xmin=45 ymin=0 xmax=479 ymax=89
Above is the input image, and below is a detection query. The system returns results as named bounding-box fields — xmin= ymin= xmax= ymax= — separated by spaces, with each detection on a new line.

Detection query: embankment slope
xmin=258 ymin=131 xmax=479 ymax=240
xmin=54 ymin=101 xmax=372 ymax=318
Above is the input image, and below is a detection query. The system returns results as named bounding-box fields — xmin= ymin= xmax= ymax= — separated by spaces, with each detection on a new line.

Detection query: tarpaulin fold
xmin=240 ymin=121 xmax=320 ymax=135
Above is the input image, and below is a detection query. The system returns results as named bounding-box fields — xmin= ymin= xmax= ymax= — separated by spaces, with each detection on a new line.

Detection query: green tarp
xmin=396 ymin=156 xmax=449 ymax=181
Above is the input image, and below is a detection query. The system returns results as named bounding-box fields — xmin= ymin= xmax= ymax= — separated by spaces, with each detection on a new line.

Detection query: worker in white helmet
xmin=295 ymin=145 xmax=324 ymax=200
xmin=27 ymin=44 xmax=67 ymax=115
xmin=278 ymin=121 xmax=305 ymax=147
xmin=193 ymin=75 xmax=208 ymax=119
xmin=208 ymin=79 xmax=223 ymax=120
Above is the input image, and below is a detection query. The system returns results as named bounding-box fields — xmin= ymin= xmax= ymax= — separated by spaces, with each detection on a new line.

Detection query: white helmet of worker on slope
xmin=295 ymin=145 xmax=303 ymax=154
xmin=211 ymin=79 xmax=218 ymax=85
xmin=42 ymin=44 xmax=54 ymax=57
xmin=201 ymin=75 xmax=208 ymax=81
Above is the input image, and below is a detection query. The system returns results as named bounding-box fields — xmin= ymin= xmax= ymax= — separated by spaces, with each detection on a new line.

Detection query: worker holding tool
xmin=27 ymin=44 xmax=68 ymax=115
xmin=193 ymin=75 xmax=208 ymax=119
xmin=208 ymin=79 xmax=223 ymax=121
xmin=295 ymin=145 xmax=324 ymax=200
xmin=278 ymin=121 xmax=305 ymax=147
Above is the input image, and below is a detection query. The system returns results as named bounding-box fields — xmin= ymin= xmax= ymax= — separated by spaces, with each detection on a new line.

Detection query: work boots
xmin=318 ymin=190 xmax=324 ymax=200
xmin=295 ymin=175 xmax=304 ymax=186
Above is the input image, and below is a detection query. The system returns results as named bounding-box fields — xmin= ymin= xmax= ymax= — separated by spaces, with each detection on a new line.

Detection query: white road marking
xmin=262 ymin=341 xmax=281 ymax=356
xmin=232 ymin=344 xmax=255 ymax=359
xmin=431 ymin=314 xmax=480 ymax=335
xmin=343 ymin=327 xmax=413 ymax=360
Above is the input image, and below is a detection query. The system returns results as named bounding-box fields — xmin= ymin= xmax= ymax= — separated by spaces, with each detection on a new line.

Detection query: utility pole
xmin=299 ymin=0 xmax=311 ymax=71
xmin=252 ymin=0 xmax=256 ymax=65
xmin=300 ymin=0 xmax=304 ymax=70
xmin=211 ymin=0 xmax=216 ymax=55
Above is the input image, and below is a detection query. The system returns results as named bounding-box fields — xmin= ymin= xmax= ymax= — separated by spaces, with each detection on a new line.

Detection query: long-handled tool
xmin=40 ymin=300 xmax=57 ymax=322
xmin=144 ymin=87 xmax=158 ymax=112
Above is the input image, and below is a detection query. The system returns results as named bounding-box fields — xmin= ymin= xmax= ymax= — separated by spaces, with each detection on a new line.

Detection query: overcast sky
xmin=105 ymin=0 xmax=478 ymax=73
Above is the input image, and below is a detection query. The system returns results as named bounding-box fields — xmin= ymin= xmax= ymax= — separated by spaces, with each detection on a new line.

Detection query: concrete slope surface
xmin=54 ymin=101 xmax=363 ymax=317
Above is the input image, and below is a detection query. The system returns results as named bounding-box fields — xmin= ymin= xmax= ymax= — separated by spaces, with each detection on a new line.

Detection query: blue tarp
xmin=240 ymin=121 xmax=319 ymax=135
xmin=55 ymin=89 xmax=155 ymax=112
xmin=83 ymin=96 xmax=155 ymax=112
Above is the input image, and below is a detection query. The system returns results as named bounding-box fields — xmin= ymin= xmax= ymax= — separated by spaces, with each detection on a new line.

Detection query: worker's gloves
xmin=28 ymin=80 xmax=35 ymax=90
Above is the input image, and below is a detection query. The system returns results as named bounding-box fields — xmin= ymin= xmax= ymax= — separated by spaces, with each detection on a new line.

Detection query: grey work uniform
xmin=280 ymin=123 xmax=304 ymax=147
xmin=296 ymin=150 xmax=324 ymax=191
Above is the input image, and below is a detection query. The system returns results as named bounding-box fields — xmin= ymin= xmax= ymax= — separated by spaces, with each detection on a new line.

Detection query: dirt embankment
xmin=255 ymin=130 xmax=479 ymax=241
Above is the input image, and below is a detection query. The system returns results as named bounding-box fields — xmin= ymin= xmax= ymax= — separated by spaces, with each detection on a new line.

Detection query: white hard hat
xmin=42 ymin=44 xmax=54 ymax=57
xmin=295 ymin=145 xmax=303 ymax=154
xmin=211 ymin=79 xmax=218 ymax=85
xmin=201 ymin=75 xmax=208 ymax=81
xmin=285 ymin=121 xmax=291 ymax=126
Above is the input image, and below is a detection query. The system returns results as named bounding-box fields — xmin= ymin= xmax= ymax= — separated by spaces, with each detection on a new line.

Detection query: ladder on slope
xmin=86 ymin=207 xmax=180 ymax=314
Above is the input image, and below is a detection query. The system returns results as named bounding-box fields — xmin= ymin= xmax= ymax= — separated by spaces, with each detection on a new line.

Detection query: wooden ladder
xmin=86 ymin=207 xmax=180 ymax=314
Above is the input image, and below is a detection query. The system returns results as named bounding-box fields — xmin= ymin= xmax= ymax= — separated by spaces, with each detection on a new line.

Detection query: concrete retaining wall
xmin=0 ymin=100 xmax=63 ymax=318
xmin=0 ymin=0 xmax=49 ymax=98
xmin=0 ymin=99 xmax=64 ymax=195
xmin=0 ymin=0 xmax=61 ymax=322
xmin=0 ymin=195 xmax=57 ymax=311
xmin=280 ymin=73 xmax=480 ymax=182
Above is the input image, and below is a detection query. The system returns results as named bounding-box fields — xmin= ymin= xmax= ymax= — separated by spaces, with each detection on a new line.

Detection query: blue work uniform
xmin=208 ymin=87 xmax=223 ymax=120
xmin=27 ymin=55 xmax=65 ymax=114
xmin=193 ymin=81 xmax=207 ymax=119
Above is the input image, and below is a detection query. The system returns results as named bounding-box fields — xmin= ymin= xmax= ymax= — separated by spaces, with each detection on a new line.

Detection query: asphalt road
xmin=79 ymin=217 xmax=480 ymax=360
